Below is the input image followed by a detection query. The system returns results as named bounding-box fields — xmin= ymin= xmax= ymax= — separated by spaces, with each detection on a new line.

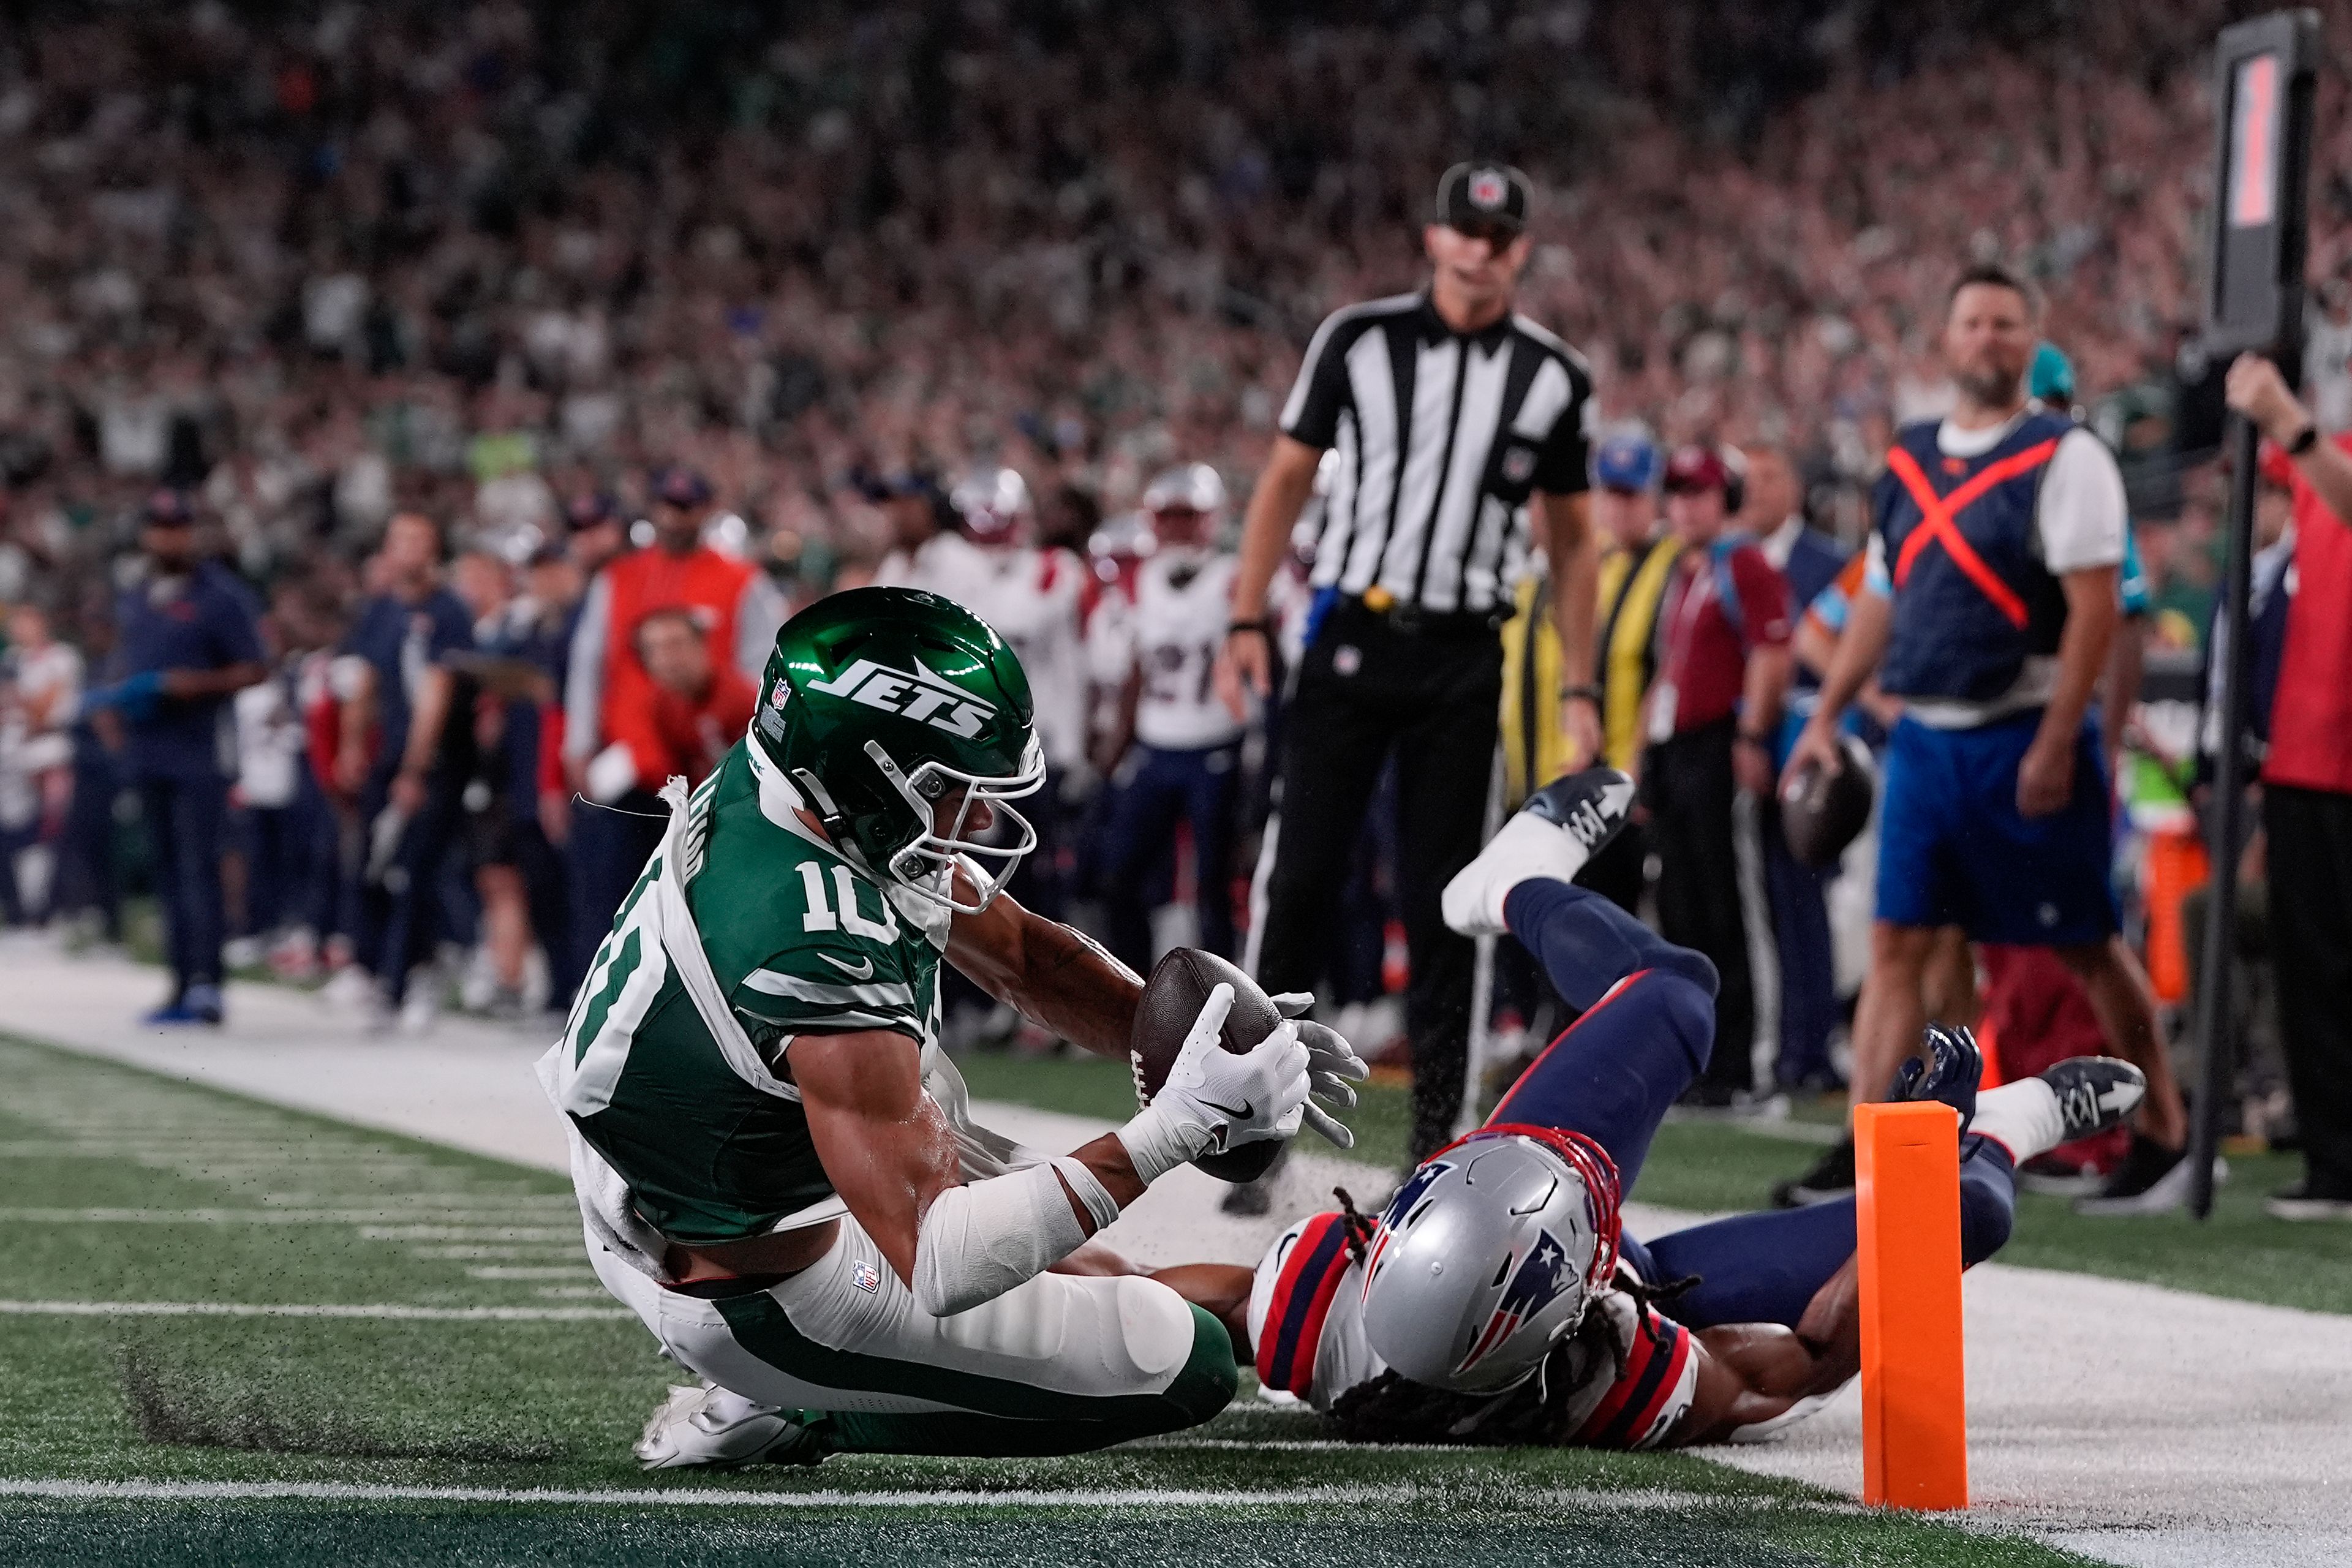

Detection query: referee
xmin=1228 ymin=161 xmax=1600 ymax=1172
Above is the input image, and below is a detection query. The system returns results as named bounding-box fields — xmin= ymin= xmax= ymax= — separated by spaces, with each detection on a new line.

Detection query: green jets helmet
xmin=753 ymin=586 xmax=1043 ymax=914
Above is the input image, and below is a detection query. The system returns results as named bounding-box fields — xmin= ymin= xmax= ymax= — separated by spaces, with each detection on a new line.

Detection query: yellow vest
xmin=1498 ymin=535 xmax=1680 ymax=805
xmin=1596 ymin=535 xmax=1681 ymax=773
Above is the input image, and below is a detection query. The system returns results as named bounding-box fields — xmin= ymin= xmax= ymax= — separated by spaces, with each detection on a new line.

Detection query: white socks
xmin=1969 ymin=1078 xmax=2065 ymax=1164
xmin=1441 ymin=813 xmax=1597 ymax=938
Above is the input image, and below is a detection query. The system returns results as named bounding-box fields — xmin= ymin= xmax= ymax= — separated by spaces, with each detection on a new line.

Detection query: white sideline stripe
xmin=0 ymin=1300 xmax=628 ymax=1322
xmin=0 ymin=1479 xmax=1791 ymax=1512
xmin=464 ymin=1267 xmax=594 ymax=1280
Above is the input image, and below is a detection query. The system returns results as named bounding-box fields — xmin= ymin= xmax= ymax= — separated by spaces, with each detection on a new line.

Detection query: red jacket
xmin=2263 ymin=432 xmax=2352 ymax=796
xmin=641 ymin=665 xmax=758 ymax=790
xmin=595 ymin=545 xmax=760 ymax=786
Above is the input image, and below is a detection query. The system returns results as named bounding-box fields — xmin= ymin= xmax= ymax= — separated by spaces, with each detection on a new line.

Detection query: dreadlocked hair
xmin=1332 ymin=1187 xmax=1378 ymax=1267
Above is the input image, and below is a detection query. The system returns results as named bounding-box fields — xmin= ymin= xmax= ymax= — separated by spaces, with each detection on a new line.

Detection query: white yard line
xmin=0 ymin=1300 xmax=630 ymax=1321
xmin=0 ymin=1477 xmax=1809 ymax=1513
xmin=0 ymin=1479 xmax=1387 ymax=1509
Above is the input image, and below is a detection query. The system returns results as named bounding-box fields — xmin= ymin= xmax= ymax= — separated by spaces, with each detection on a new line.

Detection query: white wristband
xmin=1115 ymin=1099 xmax=1207 ymax=1186
xmin=1050 ymin=1156 xmax=1121 ymax=1231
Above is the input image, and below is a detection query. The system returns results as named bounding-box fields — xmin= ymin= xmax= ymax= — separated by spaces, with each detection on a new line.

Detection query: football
xmin=1130 ymin=947 xmax=1288 ymax=1183
xmin=1780 ymin=732 xmax=1876 ymax=870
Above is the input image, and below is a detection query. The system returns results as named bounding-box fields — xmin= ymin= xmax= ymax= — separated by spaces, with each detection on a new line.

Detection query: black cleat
xmin=1442 ymin=767 xmax=1636 ymax=938
xmin=2038 ymin=1057 xmax=2146 ymax=1145
xmin=1521 ymin=766 xmax=1639 ymax=860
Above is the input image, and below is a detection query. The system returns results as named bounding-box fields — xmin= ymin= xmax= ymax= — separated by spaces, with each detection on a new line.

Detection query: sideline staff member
xmin=89 ymin=489 xmax=266 ymax=1026
xmin=1229 ymin=162 xmax=1599 ymax=1164
xmin=1787 ymin=263 xmax=2190 ymax=1210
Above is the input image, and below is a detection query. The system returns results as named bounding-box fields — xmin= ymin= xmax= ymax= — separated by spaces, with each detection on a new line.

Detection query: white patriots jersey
xmin=1111 ymin=549 xmax=1248 ymax=751
xmin=1247 ymin=1212 xmax=1698 ymax=1449
xmin=876 ymin=535 xmax=1090 ymax=772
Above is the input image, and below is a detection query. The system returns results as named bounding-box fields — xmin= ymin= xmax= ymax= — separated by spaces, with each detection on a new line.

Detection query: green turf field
xmin=0 ymin=1033 xmax=2112 ymax=1567
xmin=955 ymin=1049 xmax=2352 ymax=1317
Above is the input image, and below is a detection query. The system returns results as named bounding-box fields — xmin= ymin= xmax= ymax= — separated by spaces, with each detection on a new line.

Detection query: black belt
xmin=1333 ymin=595 xmax=1509 ymax=639
xmin=663 ymin=1270 xmax=799 ymax=1300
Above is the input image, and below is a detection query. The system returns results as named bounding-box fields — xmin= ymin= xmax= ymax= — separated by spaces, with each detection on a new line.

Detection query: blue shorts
xmin=1875 ymin=710 xmax=2118 ymax=946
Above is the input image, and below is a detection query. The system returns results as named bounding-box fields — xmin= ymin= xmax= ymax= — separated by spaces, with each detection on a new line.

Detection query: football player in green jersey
xmin=540 ymin=586 xmax=1365 ymax=1464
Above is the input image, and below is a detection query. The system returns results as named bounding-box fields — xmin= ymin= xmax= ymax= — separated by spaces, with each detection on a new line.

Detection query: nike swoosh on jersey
xmin=817 ymin=953 xmax=876 ymax=981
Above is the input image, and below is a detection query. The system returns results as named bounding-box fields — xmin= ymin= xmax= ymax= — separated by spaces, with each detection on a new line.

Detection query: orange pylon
xmin=1855 ymin=1099 xmax=1968 ymax=1511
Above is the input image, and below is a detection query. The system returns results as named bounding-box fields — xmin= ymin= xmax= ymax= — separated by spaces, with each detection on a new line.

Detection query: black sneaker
xmin=2073 ymin=1132 xmax=2218 ymax=1216
xmin=2266 ymin=1174 xmax=2352 ymax=1221
xmin=1773 ymin=1135 xmax=1855 ymax=1208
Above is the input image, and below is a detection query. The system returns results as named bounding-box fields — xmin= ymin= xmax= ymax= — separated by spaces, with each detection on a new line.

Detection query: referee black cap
xmin=1434 ymin=162 xmax=1532 ymax=236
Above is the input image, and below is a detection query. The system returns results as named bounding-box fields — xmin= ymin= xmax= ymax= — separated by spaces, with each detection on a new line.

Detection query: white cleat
xmin=634 ymin=1382 xmax=824 ymax=1470
xmin=1441 ymin=766 xmax=1635 ymax=938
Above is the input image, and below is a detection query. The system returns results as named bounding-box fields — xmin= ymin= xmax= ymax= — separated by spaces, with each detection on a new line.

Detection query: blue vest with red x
xmin=1875 ymin=410 xmax=2074 ymax=703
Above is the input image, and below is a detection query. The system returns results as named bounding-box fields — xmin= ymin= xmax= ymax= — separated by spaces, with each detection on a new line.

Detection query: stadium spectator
xmin=1643 ymin=444 xmax=1792 ymax=1105
xmin=87 ymin=490 xmax=266 ymax=1026
xmin=0 ymin=604 xmax=80 ymax=927
xmin=1784 ymin=266 xmax=2190 ymax=1212
xmin=337 ymin=512 xmax=473 ymax=1033
xmin=2224 ymin=352 xmax=2352 ymax=1221
xmin=631 ymin=607 xmax=759 ymax=792
xmin=563 ymin=467 xmax=785 ymax=946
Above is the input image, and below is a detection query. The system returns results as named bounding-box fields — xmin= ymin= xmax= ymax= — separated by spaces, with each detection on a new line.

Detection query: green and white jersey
xmin=551 ymin=742 xmax=949 ymax=1245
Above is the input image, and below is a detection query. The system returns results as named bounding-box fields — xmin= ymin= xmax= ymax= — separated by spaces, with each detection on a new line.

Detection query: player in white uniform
xmin=1091 ymin=465 xmax=1251 ymax=972
xmin=888 ymin=469 xmax=1090 ymax=930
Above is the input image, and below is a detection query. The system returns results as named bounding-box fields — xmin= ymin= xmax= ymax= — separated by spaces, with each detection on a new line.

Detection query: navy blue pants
xmin=1495 ymin=878 xmax=2017 ymax=1330
xmin=1099 ymin=742 xmax=1241 ymax=971
xmin=1763 ymin=812 xmax=1841 ymax=1087
xmin=356 ymin=767 xmax=466 ymax=1003
xmin=135 ymin=771 xmax=230 ymax=999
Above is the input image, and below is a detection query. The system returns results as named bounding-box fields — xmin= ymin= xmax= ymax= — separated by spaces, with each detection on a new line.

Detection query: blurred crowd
xmin=0 ymin=1 xmax=2345 ymax=1064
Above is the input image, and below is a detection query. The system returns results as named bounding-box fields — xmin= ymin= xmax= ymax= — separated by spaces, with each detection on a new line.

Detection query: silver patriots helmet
xmin=1358 ymin=1125 xmax=1624 ymax=1394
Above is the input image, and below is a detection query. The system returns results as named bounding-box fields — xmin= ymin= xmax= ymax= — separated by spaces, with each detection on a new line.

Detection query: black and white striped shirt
xmin=1281 ymin=291 xmax=1595 ymax=617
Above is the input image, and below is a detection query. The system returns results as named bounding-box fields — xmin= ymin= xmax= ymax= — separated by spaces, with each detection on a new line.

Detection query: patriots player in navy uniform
xmin=1158 ymin=767 xmax=2147 ymax=1449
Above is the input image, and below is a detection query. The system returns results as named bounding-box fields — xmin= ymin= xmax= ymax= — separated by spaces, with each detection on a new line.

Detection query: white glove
xmin=1118 ymin=984 xmax=1311 ymax=1183
xmin=1270 ymin=992 xmax=1371 ymax=1152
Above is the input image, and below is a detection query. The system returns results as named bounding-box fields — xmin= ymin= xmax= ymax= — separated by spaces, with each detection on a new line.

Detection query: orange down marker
xmin=1854 ymin=1099 xmax=1968 ymax=1511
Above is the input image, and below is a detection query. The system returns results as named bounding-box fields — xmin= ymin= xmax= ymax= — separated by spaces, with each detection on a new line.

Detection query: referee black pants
xmin=1251 ymin=611 xmax=1501 ymax=1161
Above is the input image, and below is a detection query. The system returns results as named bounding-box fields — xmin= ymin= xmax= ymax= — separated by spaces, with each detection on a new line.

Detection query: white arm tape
xmin=912 ymin=1161 xmax=1091 ymax=1318
xmin=1050 ymin=1155 xmax=1121 ymax=1231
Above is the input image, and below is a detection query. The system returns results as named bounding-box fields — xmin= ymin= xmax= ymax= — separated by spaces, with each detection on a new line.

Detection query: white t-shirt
xmin=233 ymin=676 xmax=307 ymax=810
xmin=1863 ymin=408 xmax=2125 ymax=728
xmin=1099 ymin=550 xmax=1250 ymax=752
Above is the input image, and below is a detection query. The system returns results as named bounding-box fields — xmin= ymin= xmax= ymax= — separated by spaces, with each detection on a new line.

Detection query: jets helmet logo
xmin=1468 ymin=170 xmax=1508 ymax=210
xmin=804 ymin=657 xmax=996 ymax=739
